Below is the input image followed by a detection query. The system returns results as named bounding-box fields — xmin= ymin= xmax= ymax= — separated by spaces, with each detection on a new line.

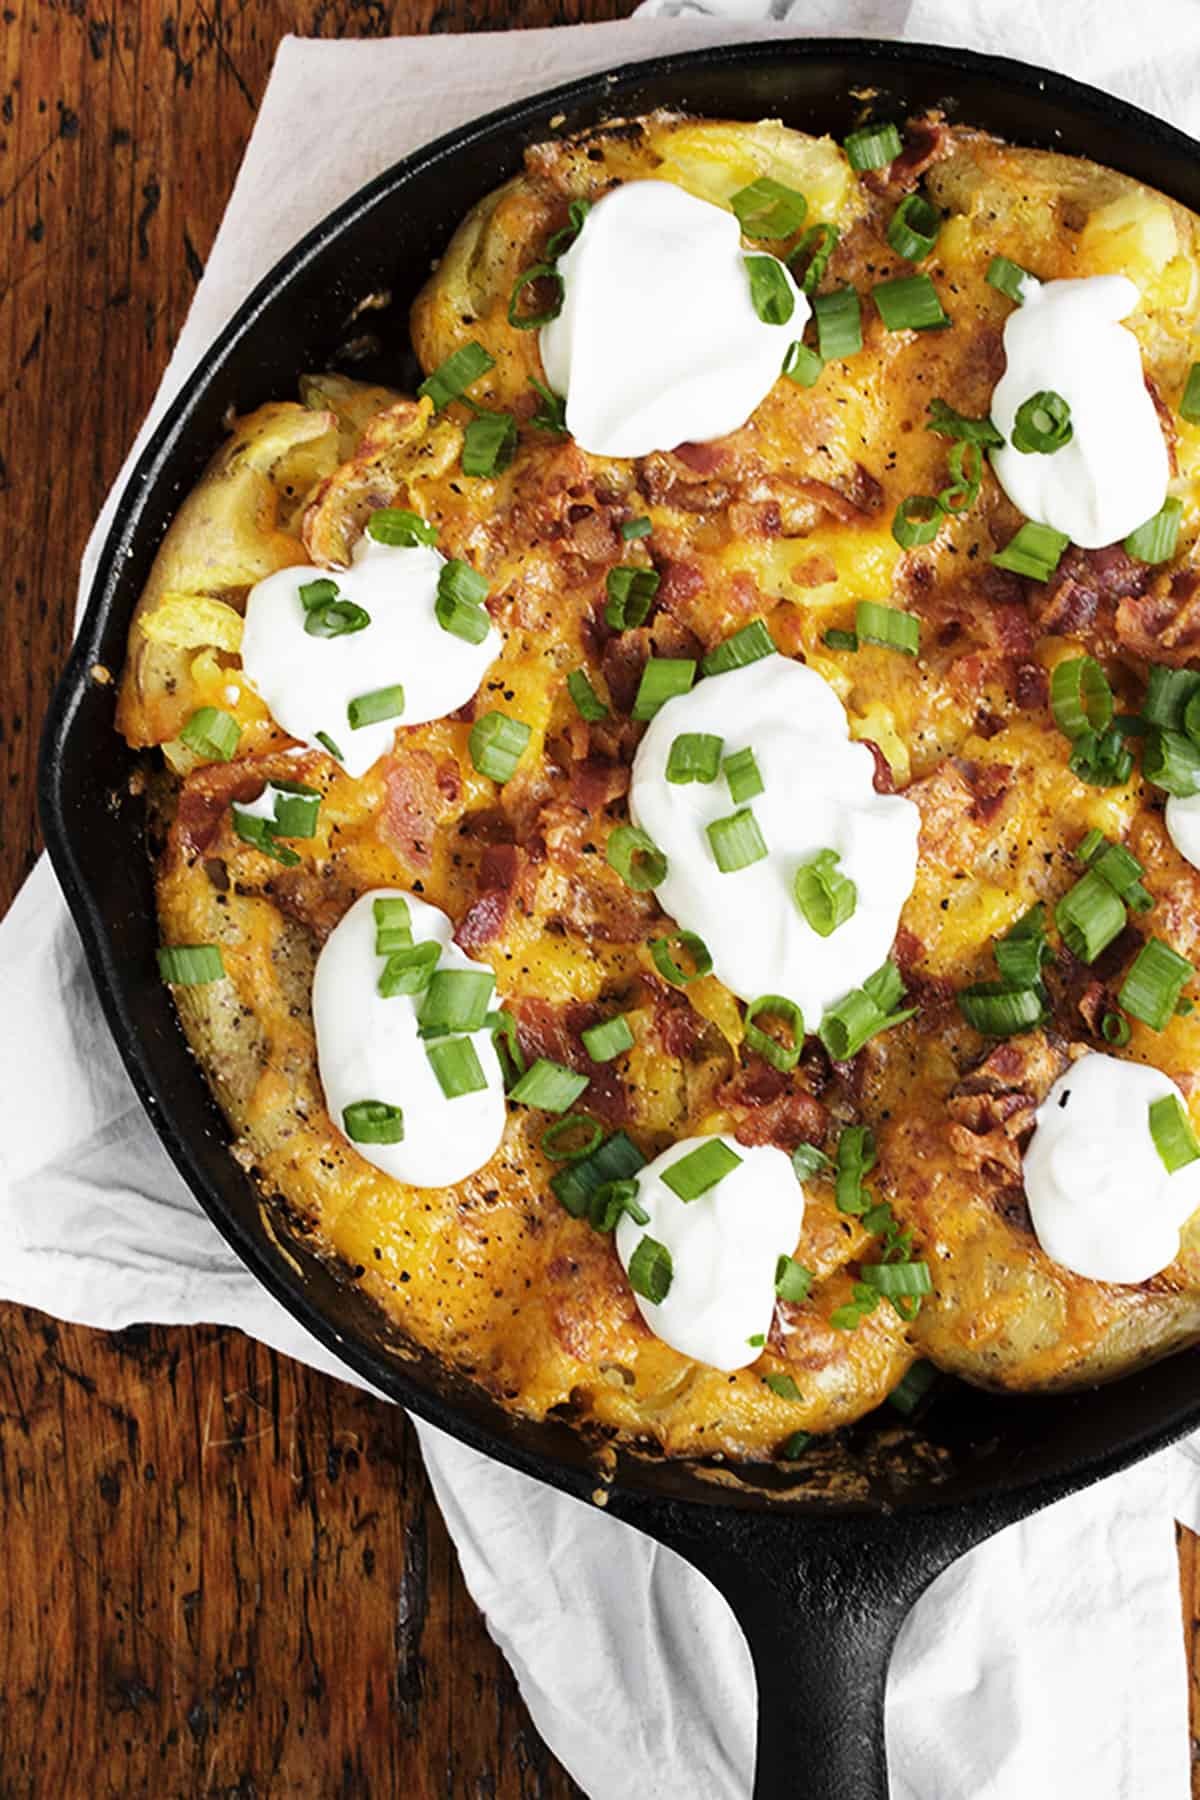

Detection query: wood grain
xmin=1 ymin=4 xmax=1196 ymax=1795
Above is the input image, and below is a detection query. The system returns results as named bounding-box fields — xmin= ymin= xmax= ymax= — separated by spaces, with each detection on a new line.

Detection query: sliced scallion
xmin=892 ymin=494 xmax=941 ymax=549
xmin=604 ymin=565 xmax=660 ymax=631
xmin=723 ymin=746 xmax=764 ymax=804
xmin=425 ymin=1036 xmax=488 ymax=1099
xmin=843 ymin=121 xmax=902 ymax=171
xmin=707 ymin=808 xmax=768 ymax=872
xmin=417 ymin=341 xmax=495 ymax=411
xmin=180 ymin=707 xmax=240 ymax=762
xmin=508 ymin=1057 xmax=590 ymax=1113
xmin=418 ymin=968 xmax=496 ymax=1035
xmin=367 ymin=508 xmax=439 ymax=548
xmin=791 ymin=222 xmax=838 ymax=295
xmin=650 ymin=931 xmax=712 ymax=987
xmin=1119 ymin=937 xmax=1193 ymax=1031
xmin=744 ymin=994 xmax=805 ymax=1071
xmin=627 ymin=1235 xmax=673 ymax=1304
xmin=1054 ymin=869 xmax=1127 ymax=963
xmin=632 ymin=657 xmax=696 ymax=722
xmin=873 ymin=273 xmax=949 ymax=332
xmin=1050 ymin=656 xmax=1113 ymax=740
xmin=730 ymin=176 xmax=808 ymax=239
xmin=666 ymin=731 xmax=722 ymax=785
xmin=342 ymin=1099 xmax=404 ymax=1144
xmin=469 ymin=712 xmax=531 ymax=783
xmin=541 ymin=1115 xmax=603 ymax=1162
xmin=606 ymin=824 xmax=667 ymax=891
xmin=793 ymin=849 xmax=856 ymax=937
xmin=661 ymin=1138 xmax=742 ymax=1202
xmin=567 ymin=668 xmax=608 ymax=722
xmin=812 ymin=286 xmax=862 ymax=360
xmin=1124 ymin=497 xmax=1183 ymax=565
xmin=782 ymin=341 xmax=823 ymax=387
xmin=991 ymin=520 xmax=1069 ymax=582
xmin=378 ymin=940 xmax=439 ymax=998
xmin=462 ymin=410 xmax=517 ymax=479
xmin=856 ymin=600 xmax=920 ymax=655
xmin=986 ymin=255 xmax=1036 ymax=304
xmin=926 ymin=398 xmax=1004 ymax=447
xmin=745 ymin=254 xmax=796 ymax=326
xmin=701 ymin=617 xmax=775 ymax=676
xmin=580 ymin=1015 xmax=635 ymax=1062
xmin=1149 ymin=1093 xmax=1200 ymax=1172
xmin=157 ymin=944 xmax=225 ymax=985
xmin=347 ymin=684 xmax=405 ymax=730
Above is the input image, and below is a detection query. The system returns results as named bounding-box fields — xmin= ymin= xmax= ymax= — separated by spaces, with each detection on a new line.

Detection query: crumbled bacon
xmin=1032 ymin=543 xmax=1151 ymax=636
xmin=860 ymin=739 xmax=895 ymax=794
xmin=1116 ymin=566 xmax=1200 ymax=666
xmin=875 ymin=115 xmax=950 ymax=193
xmin=512 ymin=997 xmax=628 ymax=1123
xmin=715 ymin=1057 xmax=826 ymax=1151
xmin=380 ymin=748 xmax=460 ymax=870
xmin=672 ymin=440 xmax=727 ymax=475
xmin=946 ymin=1031 xmax=1071 ymax=1179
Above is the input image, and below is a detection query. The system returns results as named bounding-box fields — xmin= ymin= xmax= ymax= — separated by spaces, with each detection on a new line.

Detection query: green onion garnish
xmin=605 ymin=565 xmax=660 ymax=631
xmin=588 ymin=1178 xmax=650 ymax=1235
xmin=667 ymin=732 xmax=722 ymax=785
xmin=417 ymin=342 xmax=495 ymax=411
xmin=650 ymin=931 xmax=713 ymax=987
xmin=937 ymin=441 xmax=984 ymax=516
xmin=793 ymin=849 xmax=856 ymax=937
xmin=856 ymin=599 xmax=920 ymax=654
xmin=986 ymin=255 xmax=1035 ymax=304
xmin=957 ymin=982 xmax=1046 ymax=1036
xmin=774 ymin=1256 xmax=813 ymax=1303
xmin=888 ymin=1360 xmax=937 ymax=1416
xmin=723 ymin=746 xmax=764 ymax=804
xmin=425 ymin=1036 xmax=488 ymax=1099
xmin=622 ymin=516 xmax=652 ymax=541
xmin=1124 ymin=497 xmax=1183 ymax=565
xmin=886 ymin=192 xmax=941 ymax=260
xmin=627 ymin=1235 xmax=673 ymax=1304
xmin=315 ymin=731 xmax=344 ymax=763
xmin=791 ymin=222 xmax=838 ymax=295
xmin=180 ymin=707 xmax=241 ymax=762
xmin=779 ymin=1429 xmax=812 ymax=1458
xmin=469 ymin=711 xmax=531 ymax=783
xmin=580 ymin=1015 xmax=635 ymax=1062
xmin=529 ymin=378 xmax=567 ymax=435
xmin=926 ymin=397 xmax=1004 ymax=447
xmin=342 ymin=1100 xmax=404 ymax=1144
xmin=1086 ymin=839 xmax=1151 ymax=911
xmin=843 ymin=121 xmax=902 ymax=171
xmin=1142 ymin=666 xmax=1200 ymax=731
xmin=818 ymin=961 xmax=914 ymax=1060
xmin=632 ymin=657 xmax=696 ymax=721
xmin=551 ymin=1129 xmax=645 ymax=1217
xmin=1119 ymin=937 xmax=1193 ymax=1031
xmin=1149 ymin=1093 xmax=1200 ymax=1172
xmin=1142 ymin=727 xmax=1200 ymax=796
xmin=892 ymin=494 xmax=941 ymax=549
xmin=745 ymin=254 xmax=796 ymax=325
xmin=812 ymin=287 xmax=862 ymax=360
xmin=418 ymin=968 xmax=495 ymax=1035
xmin=823 ymin=628 xmax=858 ymax=651
xmin=304 ymin=596 xmax=371 ymax=640
xmin=701 ymin=617 xmax=775 ymax=676
xmin=1102 ymin=1010 xmax=1132 ymax=1046
xmin=1011 ymin=390 xmax=1073 ymax=455
xmin=860 ymin=1260 xmax=933 ymax=1299
xmin=834 ymin=1124 xmax=876 ymax=1215
xmin=1050 ymin=656 xmax=1113 ymax=740
xmin=373 ymin=895 xmax=412 ymax=954
xmin=661 ymin=1138 xmax=742 ymax=1202
xmin=567 ymin=669 xmax=608 ymax=721
xmin=507 ymin=262 xmax=564 ymax=330
xmin=744 ymin=994 xmax=805 ymax=1071
xmin=156 ymin=943 xmax=225 ymax=985
xmin=730 ymin=177 xmax=808 ymax=239
xmin=707 ymin=808 xmax=768 ymax=872
xmin=1055 ymin=869 xmax=1127 ymax=963
xmin=873 ymin=273 xmax=949 ymax=332
xmin=993 ymin=904 xmax=1052 ymax=989
xmin=230 ymin=808 xmax=301 ymax=867
xmin=367 ymin=509 xmax=439 ymax=548
xmin=606 ymin=824 xmax=667 ymax=891
xmin=462 ymin=410 xmax=517 ymax=479
xmin=1181 ymin=362 xmax=1200 ymax=423
xmin=347 ymin=684 xmax=405 ymax=730
xmin=508 ymin=1057 xmax=590 ymax=1113
xmin=791 ymin=1142 xmax=831 ymax=1181
xmin=378 ymin=940 xmax=439 ymax=998
xmin=544 ymin=198 xmax=592 ymax=263
xmin=991 ymin=520 xmax=1069 ymax=581
xmin=1069 ymin=723 xmax=1134 ymax=789
xmin=782 ymin=341 xmax=823 ymax=387
xmin=541 ymin=1115 xmax=603 ymax=1162
xmin=764 ymin=1372 xmax=803 ymax=1400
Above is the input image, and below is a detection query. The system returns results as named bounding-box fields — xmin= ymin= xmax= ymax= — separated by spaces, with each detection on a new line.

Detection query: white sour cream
xmin=1166 ymin=792 xmax=1200 ymax=870
xmin=989 ymin=275 xmax=1169 ymax=549
xmin=629 ymin=657 xmax=920 ymax=1025
xmin=312 ymin=889 xmax=506 ymax=1187
xmin=1023 ymin=1052 xmax=1200 ymax=1283
xmin=539 ymin=180 xmax=807 ymax=458
xmin=614 ymin=1136 xmax=804 ymax=1370
xmin=241 ymin=535 xmax=500 ymax=779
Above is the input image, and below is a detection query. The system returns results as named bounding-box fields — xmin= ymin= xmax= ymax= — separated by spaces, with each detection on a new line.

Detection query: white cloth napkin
xmin=4 ymin=11 xmax=1200 ymax=1796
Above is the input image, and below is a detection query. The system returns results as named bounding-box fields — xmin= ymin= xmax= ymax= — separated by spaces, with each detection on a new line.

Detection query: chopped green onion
xmin=661 ymin=1138 xmax=743 ymax=1202
xmin=873 ymin=273 xmax=949 ymax=332
xmin=651 ymin=931 xmax=713 ymax=987
xmin=791 ymin=1143 xmax=831 ymax=1181
xmin=731 ymin=177 xmax=808 ymax=239
xmin=418 ymin=341 xmax=495 ymax=411
xmin=701 ymin=618 xmax=775 ymax=676
xmin=793 ymin=849 xmax=856 ymax=937
xmin=541 ymin=1115 xmax=603 ymax=1162
xmin=315 ymin=731 xmax=344 ymax=763
xmin=1149 ymin=1093 xmax=1200 ymax=1172
xmin=469 ymin=712 xmax=531 ymax=783
xmin=938 ymin=441 xmax=984 ymax=515
xmin=1180 ymin=997 xmax=1196 ymax=1017
xmin=627 ymin=1236 xmax=673 ymax=1304
xmin=993 ymin=905 xmax=1051 ymax=989
xmin=606 ymin=824 xmax=667 ymax=891
xmin=581 ymin=1015 xmax=635 ymax=1062
xmin=1078 ymin=828 xmax=1106 ymax=863
xmin=1011 ymin=390 xmax=1073 ymax=455
xmin=374 ymin=895 xmax=412 ymax=954
xmin=888 ymin=1360 xmax=937 ymax=1417
xmin=745 ymin=254 xmax=796 ymax=325
xmin=588 ymin=1179 xmax=649 ymax=1235
xmin=1187 ymin=692 xmax=1200 ymax=749
xmin=435 ymin=581 xmax=491 ymax=645
xmin=1124 ymin=497 xmax=1183 ymax=565
xmin=544 ymin=198 xmax=591 ymax=263
xmin=230 ymin=808 xmax=301 ymax=867
xmin=812 ymin=287 xmax=862 ymax=360
xmin=180 ymin=707 xmax=240 ymax=762
xmin=782 ymin=341 xmax=824 ymax=387
xmin=764 ymin=1372 xmax=803 ymax=1400
xmin=367 ymin=508 xmax=439 ymax=548
xmin=622 ymin=516 xmax=652 ymax=541
xmin=342 ymin=1099 xmax=404 ymax=1144
xmin=986 ymin=255 xmax=1035 ymax=304
xmin=1050 ymin=656 xmax=1113 ymax=740
xmin=886 ymin=192 xmax=941 ymax=260
xmin=1055 ymin=870 xmax=1128 ymax=963
xmin=747 ymin=1333 xmax=765 ymax=1349
xmin=425 ymin=1036 xmax=488 ymax=1099
xmin=567 ymin=668 xmax=608 ymax=722
xmin=299 ymin=577 xmax=339 ymax=612
xmin=1102 ymin=1010 xmax=1132 ymax=1046
xmin=860 ymin=1260 xmax=933 ymax=1298
xmin=304 ymin=595 xmax=371 ymax=639
xmin=1181 ymin=362 xmax=1200 ymax=423
xmin=462 ymin=410 xmax=517 ymax=478
xmin=418 ymin=968 xmax=495 ymax=1035
xmin=991 ymin=520 xmax=1069 ymax=582
xmin=378 ymin=940 xmax=440 ymax=998
xmin=707 ymin=808 xmax=768 ymax=872
xmin=1143 ymin=727 xmax=1200 ymax=796
xmin=830 ymin=1286 xmax=882 ymax=1330
xmin=892 ymin=493 xmax=941 ymax=549
xmin=774 ymin=1256 xmax=813 ymax=1303
xmin=156 ymin=943 xmax=225 ymax=985
xmin=551 ymin=1129 xmax=645 ymax=1217
xmin=1069 ymin=723 xmax=1134 ymax=789
xmin=667 ymin=732 xmax=722 ymax=785
xmin=844 ymin=121 xmax=902 ymax=171
xmin=604 ymin=565 xmax=660 ymax=630
xmin=266 ymin=781 xmax=321 ymax=839
xmin=632 ymin=657 xmax=696 ymax=721
xmin=957 ymin=981 xmax=1046 ymax=1036
xmin=792 ymin=222 xmax=838 ymax=295
xmin=1087 ymin=840 xmax=1149 ymax=909
xmin=528 ymin=378 xmax=567 ymax=435
xmin=779 ymin=1429 xmax=812 ymax=1458
xmin=819 ymin=961 xmax=915 ymax=1060
xmin=347 ymin=684 xmax=405 ymax=730
xmin=1119 ymin=937 xmax=1193 ymax=1031
xmin=856 ymin=600 xmax=920 ymax=655
xmin=1143 ymin=665 xmax=1200 ymax=731
xmin=724 ymin=746 xmax=764 ymax=804
xmin=508 ymin=1057 xmax=590 ymax=1113
xmin=834 ymin=1125 xmax=876 ymax=1216
xmin=926 ymin=397 xmax=1005 ymax=447
xmin=744 ymin=994 xmax=805 ymax=1072
xmin=823 ymin=628 xmax=858 ymax=651
xmin=507 ymin=262 xmax=564 ymax=330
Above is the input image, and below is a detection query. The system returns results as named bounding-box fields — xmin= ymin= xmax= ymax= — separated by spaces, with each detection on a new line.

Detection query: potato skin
xmin=134 ymin=115 xmax=1200 ymax=1456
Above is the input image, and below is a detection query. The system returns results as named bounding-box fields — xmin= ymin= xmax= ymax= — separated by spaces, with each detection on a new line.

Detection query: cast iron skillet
xmin=38 ymin=37 xmax=1200 ymax=1798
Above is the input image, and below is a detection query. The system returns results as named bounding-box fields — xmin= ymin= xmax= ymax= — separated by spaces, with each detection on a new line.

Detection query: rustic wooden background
xmin=2 ymin=2 xmax=1199 ymax=1795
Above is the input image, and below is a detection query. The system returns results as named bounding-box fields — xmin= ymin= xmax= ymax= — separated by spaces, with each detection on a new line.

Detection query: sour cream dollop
xmin=1023 ymin=1052 xmax=1200 ymax=1283
xmin=539 ymin=180 xmax=807 ymax=458
xmin=989 ymin=275 xmax=1169 ymax=549
xmin=614 ymin=1136 xmax=804 ymax=1370
xmin=312 ymin=889 xmax=506 ymax=1187
xmin=241 ymin=535 xmax=500 ymax=779
xmin=1166 ymin=792 xmax=1200 ymax=871
xmin=629 ymin=656 xmax=920 ymax=1024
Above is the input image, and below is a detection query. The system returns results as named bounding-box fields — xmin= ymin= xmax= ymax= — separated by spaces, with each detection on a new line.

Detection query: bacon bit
xmin=728 ymin=499 xmax=782 ymax=539
xmin=568 ymin=506 xmax=620 ymax=564
xmin=1034 ymin=543 xmax=1151 ymax=637
xmin=974 ymin=709 xmax=1006 ymax=740
xmin=891 ymin=926 xmax=926 ymax=980
xmin=1117 ymin=565 xmax=1200 ymax=666
xmin=569 ymin=755 xmax=629 ymax=812
xmin=269 ymin=867 xmax=361 ymax=946
xmin=1013 ymin=662 xmax=1049 ymax=711
xmin=672 ymin=440 xmax=727 ymax=475
xmin=512 ymin=997 xmax=628 ymax=1124
xmin=455 ymin=889 xmax=511 ymax=952
xmin=860 ymin=739 xmax=895 ymax=794
xmin=959 ymin=760 xmax=1011 ymax=825
xmin=652 ymin=992 xmax=707 ymax=1059
xmin=1077 ymin=978 xmax=1116 ymax=1034
xmin=380 ymin=749 xmax=459 ymax=871
xmin=788 ymin=474 xmax=875 ymax=524
xmin=715 ymin=1057 xmax=826 ymax=1151
xmin=480 ymin=842 xmax=521 ymax=890
xmin=791 ymin=552 xmax=838 ymax=589
xmin=600 ymin=633 xmax=649 ymax=714
xmin=656 ymin=559 xmax=705 ymax=611
xmin=876 ymin=115 xmax=950 ymax=193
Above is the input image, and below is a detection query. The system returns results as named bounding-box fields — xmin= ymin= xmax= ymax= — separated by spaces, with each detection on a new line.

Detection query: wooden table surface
xmin=2 ymin=3 xmax=1199 ymax=1794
